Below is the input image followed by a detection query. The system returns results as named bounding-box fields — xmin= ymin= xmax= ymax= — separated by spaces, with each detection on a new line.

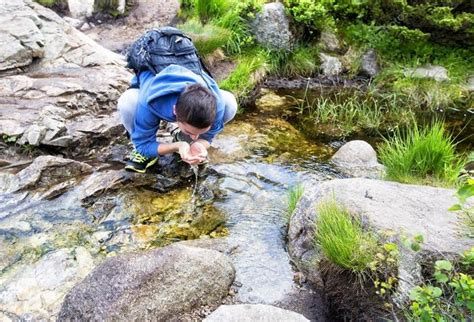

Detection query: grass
xmin=286 ymin=184 xmax=304 ymax=221
xmin=178 ymin=19 xmax=231 ymax=56
xmin=219 ymin=48 xmax=267 ymax=103
xmin=315 ymin=199 xmax=377 ymax=272
xmin=378 ymin=121 xmax=465 ymax=187
xmin=294 ymin=89 xmax=417 ymax=137
xmin=267 ymin=45 xmax=321 ymax=77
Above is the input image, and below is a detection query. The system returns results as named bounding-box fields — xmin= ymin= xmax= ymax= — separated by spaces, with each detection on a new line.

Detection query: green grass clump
xmin=219 ymin=48 xmax=267 ymax=103
xmin=286 ymin=184 xmax=304 ymax=221
xmin=378 ymin=121 xmax=465 ymax=187
xmin=315 ymin=199 xmax=377 ymax=272
xmin=267 ymin=45 xmax=320 ymax=77
xmin=194 ymin=0 xmax=229 ymax=24
xmin=178 ymin=19 xmax=231 ymax=56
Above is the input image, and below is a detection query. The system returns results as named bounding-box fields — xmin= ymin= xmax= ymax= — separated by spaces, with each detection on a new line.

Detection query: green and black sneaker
xmin=124 ymin=150 xmax=158 ymax=173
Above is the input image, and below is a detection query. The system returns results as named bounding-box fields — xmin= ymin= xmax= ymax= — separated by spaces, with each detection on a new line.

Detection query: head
xmin=174 ymin=84 xmax=217 ymax=140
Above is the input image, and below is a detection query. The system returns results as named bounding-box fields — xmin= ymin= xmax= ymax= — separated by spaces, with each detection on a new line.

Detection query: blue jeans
xmin=117 ymin=88 xmax=238 ymax=134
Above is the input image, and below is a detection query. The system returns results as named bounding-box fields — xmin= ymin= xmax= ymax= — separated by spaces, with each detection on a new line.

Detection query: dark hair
xmin=175 ymin=84 xmax=217 ymax=128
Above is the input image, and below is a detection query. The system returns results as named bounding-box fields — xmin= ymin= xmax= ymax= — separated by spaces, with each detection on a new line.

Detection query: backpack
xmin=126 ymin=26 xmax=213 ymax=81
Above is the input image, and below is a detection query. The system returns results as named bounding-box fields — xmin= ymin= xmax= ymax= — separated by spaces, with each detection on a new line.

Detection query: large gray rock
xmin=0 ymin=247 xmax=94 ymax=320
xmin=331 ymin=140 xmax=385 ymax=179
xmin=360 ymin=49 xmax=379 ymax=77
xmin=288 ymin=178 xmax=471 ymax=290
xmin=0 ymin=0 xmax=131 ymax=156
xmin=319 ymin=53 xmax=342 ymax=76
xmin=59 ymin=244 xmax=235 ymax=320
xmin=252 ymin=2 xmax=294 ymax=50
xmin=67 ymin=0 xmax=94 ymax=18
xmin=404 ymin=65 xmax=450 ymax=82
xmin=205 ymin=304 xmax=309 ymax=322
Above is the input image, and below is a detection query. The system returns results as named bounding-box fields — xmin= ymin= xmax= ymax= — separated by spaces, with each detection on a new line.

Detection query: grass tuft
xmin=286 ymin=184 xmax=304 ymax=221
xmin=378 ymin=121 xmax=465 ymax=187
xmin=178 ymin=19 xmax=231 ymax=56
xmin=315 ymin=199 xmax=377 ymax=272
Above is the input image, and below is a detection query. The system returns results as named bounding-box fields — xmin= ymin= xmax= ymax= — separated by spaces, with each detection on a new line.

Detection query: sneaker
xmin=124 ymin=150 xmax=158 ymax=173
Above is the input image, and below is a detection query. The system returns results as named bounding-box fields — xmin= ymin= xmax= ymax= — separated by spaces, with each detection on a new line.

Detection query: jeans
xmin=117 ymin=88 xmax=238 ymax=134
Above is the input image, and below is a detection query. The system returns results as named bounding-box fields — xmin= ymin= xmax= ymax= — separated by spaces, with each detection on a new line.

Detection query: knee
xmin=117 ymin=88 xmax=139 ymax=115
xmin=220 ymin=90 xmax=238 ymax=124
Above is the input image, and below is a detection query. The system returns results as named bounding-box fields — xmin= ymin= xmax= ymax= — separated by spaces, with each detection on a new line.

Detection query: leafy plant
xmin=449 ymin=178 xmax=474 ymax=237
xmin=408 ymin=248 xmax=474 ymax=321
xmin=378 ymin=121 xmax=465 ymax=187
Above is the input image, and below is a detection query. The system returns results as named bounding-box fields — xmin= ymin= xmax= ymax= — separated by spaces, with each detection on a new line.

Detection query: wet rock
xmin=319 ymin=53 xmax=342 ymax=76
xmin=59 ymin=244 xmax=235 ymax=320
xmin=404 ymin=65 xmax=450 ymax=82
xmin=319 ymin=31 xmax=341 ymax=53
xmin=205 ymin=304 xmax=309 ymax=322
xmin=360 ymin=49 xmax=379 ymax=78
xmin=252 ymin=2 xmax=294 ymax=50
xmin=68 ymin=0 xmax=94 ymax=19
xmin=0 ymin=0 xmax=132 ymax=156
xmin=0 ymin=247 xmax=94 ymax=320
xmin=288 ymin=178 xmax=471 ymax=292
xmin=330 ymin=140 xmax=385 ymax=179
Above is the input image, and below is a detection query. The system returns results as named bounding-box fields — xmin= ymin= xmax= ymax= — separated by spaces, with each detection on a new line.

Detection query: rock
xmin=205 ymin=304 xmax=309 ymax=322
xmin=360 ymin=49 xmax=379 ymax=77
xmin=59 ymin=244 xmax=235 ymax=320
xmin=331 ymin=140 xmax=385 ymax=179
xmin=0 ymin=0 xmax=132 ymax=156
xmin=252 ymin=2 xmax=294 ymax=50
xmin=0 ymin=13 xmax=45 ymax=71
xmin=63 ymin=16 xmax=84 ymax=29
xmin=67 ymin=0 xmax=95 ymax=18
xmin=0 ymin=247 xmax=94 ymax=320
xmin=319 ymin=53 xmax=342 ymax=76
xmin=288 ymin=178 xmax=472 ymax=290
xmin=319 ymin=31 xmax=341 ymax=53
xmin=404 ymin=65 xmax=450 ymax=82
xmin=117 ymin=0 xmax=126 ymax=14
xmin=465 ymin=76 xmax=474 ymax=92
xmin=79 ymin=22 xmax=91 ymax=31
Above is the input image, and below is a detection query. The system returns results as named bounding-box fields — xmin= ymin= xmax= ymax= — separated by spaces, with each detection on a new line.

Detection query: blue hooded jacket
xmin=131 ymin=65 xmax=225 ymax=158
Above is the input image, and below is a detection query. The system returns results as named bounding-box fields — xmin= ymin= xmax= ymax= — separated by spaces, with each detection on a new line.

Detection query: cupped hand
xmin=190 ymin=142 xmax=208 ymax=160
xmin=178 ymin=142 xmax=205 ymax=165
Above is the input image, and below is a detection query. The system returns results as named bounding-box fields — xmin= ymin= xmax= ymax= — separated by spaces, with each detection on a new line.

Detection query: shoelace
xmin=131 ymin=150 xmax=147 ymax=163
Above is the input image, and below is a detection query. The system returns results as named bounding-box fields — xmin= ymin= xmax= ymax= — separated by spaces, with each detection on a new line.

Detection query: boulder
xmin=0 ymin=247 xmax=94 ymax=320
xmin=252 ymin=2 xmax=294 ymax=50
xmin=330 ymin=140 xmax=385 ymax=179
xmin=205 ymin=304 xmax=309 ymax=322
xmin=319 ymin=31 xmax=341 ymax=53
xmin=67 ymin=0 xmax=94 ymax=19
xmin=59 ymin=244 xmax=235 ymax=320
xmin=319 ymin=53 xmax=342 ymax=76
xmin=404 ymin=65 xmax=450 ymax=82
xmin=0 ymin=0 xmax=132 ymax=157
xmin=288 ymin=178 xmax=471 ymax=290
xmin=360 ymin=49 xmax=379 ymax=78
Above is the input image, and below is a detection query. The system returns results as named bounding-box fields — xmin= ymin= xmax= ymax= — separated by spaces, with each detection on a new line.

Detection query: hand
xmin=190 ymin=142 xmax=208 ymax=160
xmin=177 ymin=142 xmax=205 ymax=165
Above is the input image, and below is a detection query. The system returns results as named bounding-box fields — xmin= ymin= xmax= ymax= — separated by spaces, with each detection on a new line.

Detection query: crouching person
xmin=117 ymin=64 xmax=237 ymax=173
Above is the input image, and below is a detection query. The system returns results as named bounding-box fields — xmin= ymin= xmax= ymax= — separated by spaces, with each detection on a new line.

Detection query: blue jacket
xmin=131 ymin=65 xmax=225 ymax=158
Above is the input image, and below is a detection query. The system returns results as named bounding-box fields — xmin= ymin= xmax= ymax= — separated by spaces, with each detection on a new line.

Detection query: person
xmin=117 ymin=64 xmax=237 ymax=173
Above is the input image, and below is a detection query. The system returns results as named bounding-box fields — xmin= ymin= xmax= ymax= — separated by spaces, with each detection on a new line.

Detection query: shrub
xmin=286 ymin=184 xmax=304 ymax=221
xmin=315 ymin=199 xmax=377 ymax=272
xmin=378 ymin=121 xmax=465 ymax=187
xmin=178 ymin=19 xmax=231 ymax=56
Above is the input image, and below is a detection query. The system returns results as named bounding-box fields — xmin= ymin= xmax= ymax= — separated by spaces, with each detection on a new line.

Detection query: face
xmin=177 ymin=121 xmax=211 ymax=141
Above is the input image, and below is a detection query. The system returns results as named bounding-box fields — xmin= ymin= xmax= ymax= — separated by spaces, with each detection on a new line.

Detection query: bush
xmin=315 ymin=199 xmax=378 ymax=272
xmin=178 ymin=19 xmax=231 ymax=56
xmin=378 ymin=121 xmax=465 ymax=187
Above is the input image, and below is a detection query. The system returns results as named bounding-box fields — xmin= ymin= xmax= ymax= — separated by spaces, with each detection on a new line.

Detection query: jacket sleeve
xmin=131 ymin=101 xmax=160 ymax=158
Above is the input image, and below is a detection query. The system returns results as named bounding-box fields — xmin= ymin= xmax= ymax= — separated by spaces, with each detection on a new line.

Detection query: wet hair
xmin=175 ymin=84 xmax=217 ymax=129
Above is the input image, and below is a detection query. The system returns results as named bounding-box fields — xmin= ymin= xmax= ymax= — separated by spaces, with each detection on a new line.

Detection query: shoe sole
xmin=124 ymin=158 xmax=158 ymax=174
